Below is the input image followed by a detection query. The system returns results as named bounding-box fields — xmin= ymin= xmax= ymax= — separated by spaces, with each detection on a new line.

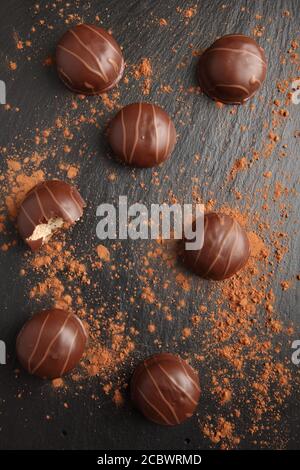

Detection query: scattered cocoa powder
xmin=133 ymin=58 xmax=153 ymax=95
xmin=96 ymin=244 xmax=111 ymax=262
xmin=159 ymin=18 xmax=168 ymax=27
xmin=0 ymin=2 xmax=298 ymax=451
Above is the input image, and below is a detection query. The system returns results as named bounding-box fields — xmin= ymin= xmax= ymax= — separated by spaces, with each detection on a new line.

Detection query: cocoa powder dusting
xmin=0 ymin=1 xmax=299 ymax=451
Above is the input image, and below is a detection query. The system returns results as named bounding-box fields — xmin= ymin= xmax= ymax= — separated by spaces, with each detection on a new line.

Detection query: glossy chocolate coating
xmin=131 ymin=353 xmax=200 ymax=425
xmin=56 ymin=24 xmax=124 ymax=94
xmin=183 ymin=212 xmax=250 ymax=280
xmin=108 ymin=103 xmax=177 ymax=167
xmin=198 ymin=34 xmax=267 ymax=104
xmin=16 ymin=309 xmax=87 ymax=379
xmin=17 ymin=180 xmax=85 ymax=251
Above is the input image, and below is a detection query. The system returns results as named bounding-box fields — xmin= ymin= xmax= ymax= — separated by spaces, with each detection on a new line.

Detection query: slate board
xmin=0 ymin=0 xmax=299 ymax=450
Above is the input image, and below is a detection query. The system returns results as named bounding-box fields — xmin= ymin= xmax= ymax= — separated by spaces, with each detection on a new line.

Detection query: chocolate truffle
xmin=198 ymin=34 xmax=267 ymax=104
xmin=131 ymin=353 xmax=200 ymax=425
xmin=17 ymin=180 xmax=85 ymax=251
xmin=108 ymin=103 xmax=177 ymax=167
xmin=16 ymin=309 xmax=87 ymax=379
xmin=56 ymin=24 xmax=124 ymax=94
xmin=183 ymin=212 xmax=250 ymax=280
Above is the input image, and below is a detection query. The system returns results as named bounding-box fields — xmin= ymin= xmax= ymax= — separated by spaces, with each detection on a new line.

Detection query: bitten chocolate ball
xmin=16 ymin=309 xmax=88 ymax=379
xmin=183 ymin=212 xmax=250 ymax=280
xmin=131 ymin=353 xmax=200 ymax=425
xmin=56 ymin=24 xmax=124 ymax=94
xmin=198 ymin=34 xmax=267 ymax=104
xmin=108 ymin=103 xmax=177 ymax=167
xmin=17 ymin=180 xmax=85 ymax=251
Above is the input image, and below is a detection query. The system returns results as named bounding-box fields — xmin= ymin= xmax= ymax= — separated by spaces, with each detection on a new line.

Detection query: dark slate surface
xmin=0 ymin=0 xmax=299 ymax=450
